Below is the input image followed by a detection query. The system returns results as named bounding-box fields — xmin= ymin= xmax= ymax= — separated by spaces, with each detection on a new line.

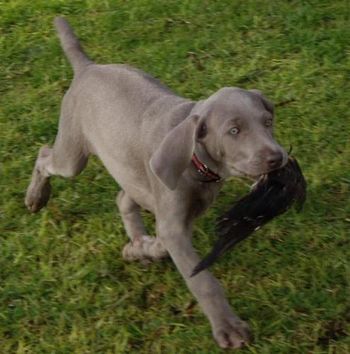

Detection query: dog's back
xmin=54 ymin=17 xmax=194 ymax=198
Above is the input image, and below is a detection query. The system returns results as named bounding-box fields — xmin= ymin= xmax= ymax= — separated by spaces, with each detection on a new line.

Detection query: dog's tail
xmin=54 ymin=17 xmax=93 ymax=74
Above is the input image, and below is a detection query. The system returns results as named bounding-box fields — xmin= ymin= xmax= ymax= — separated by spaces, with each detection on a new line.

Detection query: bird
xmin=191 ymin=156 xmax=307 ymax=276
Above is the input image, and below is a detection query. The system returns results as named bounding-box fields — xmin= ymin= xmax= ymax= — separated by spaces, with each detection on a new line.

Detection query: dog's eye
xmin=229 ymin=127 xmax=240 ymax=135
xmin=265 ymin=119 xmax=273 ymax=127
xmin=197 ymin=122 xmax=207 ymax=139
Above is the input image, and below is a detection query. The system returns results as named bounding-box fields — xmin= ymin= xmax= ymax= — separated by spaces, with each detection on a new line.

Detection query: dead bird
xmin=192 ymin=156 xmax=307 ymax=276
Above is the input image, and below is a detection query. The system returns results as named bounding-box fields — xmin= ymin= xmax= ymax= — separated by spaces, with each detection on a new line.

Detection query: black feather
xmin=191 ymin=157 xmax=307 ymax=276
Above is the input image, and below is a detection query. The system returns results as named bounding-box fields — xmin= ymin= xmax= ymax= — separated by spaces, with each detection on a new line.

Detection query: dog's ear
xmin=150 ymin=114 xmax=200 ymax=190
xmin=250 ymin=89 xmax=274 ymax=114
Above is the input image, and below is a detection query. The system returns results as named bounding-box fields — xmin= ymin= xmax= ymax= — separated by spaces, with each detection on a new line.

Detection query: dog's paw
xmin=122 ymin=235 xmax=168 ymax=261
xmin=25 ymin=177 xmax=51 ymax=213
xmin=212 ymin=317 xmax=251 ymax=349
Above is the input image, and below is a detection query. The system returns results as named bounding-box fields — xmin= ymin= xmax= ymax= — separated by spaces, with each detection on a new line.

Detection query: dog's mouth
xmin=229 ymin=155 xmax=289 ymax=180
xmin=228 ymin=164 xmax=264 ymax=180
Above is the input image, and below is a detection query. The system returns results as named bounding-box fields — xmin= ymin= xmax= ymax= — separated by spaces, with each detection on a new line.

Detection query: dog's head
xmin=150 ymin=87 xmax=288 ymax=190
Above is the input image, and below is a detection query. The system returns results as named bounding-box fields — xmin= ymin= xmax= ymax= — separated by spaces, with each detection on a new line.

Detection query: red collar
xmin=191 ymin=153 xmax=222 ymax=183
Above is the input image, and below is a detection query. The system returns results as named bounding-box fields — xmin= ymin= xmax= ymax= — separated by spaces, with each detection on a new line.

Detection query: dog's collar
xmin=191 ymin=153 xmax=222 ymax=183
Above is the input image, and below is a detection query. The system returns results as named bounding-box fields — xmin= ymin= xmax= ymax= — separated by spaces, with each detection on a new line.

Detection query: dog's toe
xmin=213 ymin=318 xmax=251 ymax=349
xmin=122 ymin=235 xmax=168 ymax=261
xmin=25 ymin=179 xmax=51 ymax=213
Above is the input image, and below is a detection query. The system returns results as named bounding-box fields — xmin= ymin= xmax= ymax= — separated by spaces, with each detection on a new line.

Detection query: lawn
xmin=0 ymin=0 xmax=349 ymax=353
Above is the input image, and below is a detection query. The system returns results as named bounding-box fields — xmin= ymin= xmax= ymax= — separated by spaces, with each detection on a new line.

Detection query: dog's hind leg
xmin=116 ymin=190 xmax=168 ymax=261
xmin=25 ymin=108 xmax=88 ymax=212
xmin=25 ymin=145 xmax=53 ymax=213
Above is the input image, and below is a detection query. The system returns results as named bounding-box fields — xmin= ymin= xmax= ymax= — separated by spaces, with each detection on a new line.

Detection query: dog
xmin=25 ymin=17 xmax=288 ymax=349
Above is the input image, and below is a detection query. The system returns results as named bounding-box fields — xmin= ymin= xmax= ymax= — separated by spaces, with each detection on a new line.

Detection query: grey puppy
xmin=25 ymin=17 xmax=288 ymax=349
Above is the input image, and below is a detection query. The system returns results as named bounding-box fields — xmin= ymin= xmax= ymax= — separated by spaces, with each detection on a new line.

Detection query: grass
xmin=1 ymin=0 xmax=349 ymax=353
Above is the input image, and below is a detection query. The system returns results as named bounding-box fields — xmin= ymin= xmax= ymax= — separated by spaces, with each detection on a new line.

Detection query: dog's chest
xmin=187 ymin=183 xmax=221 ymax=219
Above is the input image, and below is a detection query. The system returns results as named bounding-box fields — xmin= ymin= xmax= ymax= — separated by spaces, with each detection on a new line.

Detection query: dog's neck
xmin=191 ymin=143 xmax=224 ymax=183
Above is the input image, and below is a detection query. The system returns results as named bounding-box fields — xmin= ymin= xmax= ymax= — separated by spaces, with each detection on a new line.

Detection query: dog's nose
xmin=267 ymin=151 xmax=283 ymax=169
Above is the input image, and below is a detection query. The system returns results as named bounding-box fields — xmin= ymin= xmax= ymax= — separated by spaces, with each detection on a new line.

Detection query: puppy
xmin=26 ymin=17 xmax=288 ymax=349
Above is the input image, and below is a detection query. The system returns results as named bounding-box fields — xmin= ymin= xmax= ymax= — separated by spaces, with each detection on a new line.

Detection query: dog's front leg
xmin=156 ymin=210 xmax=251 ymax=349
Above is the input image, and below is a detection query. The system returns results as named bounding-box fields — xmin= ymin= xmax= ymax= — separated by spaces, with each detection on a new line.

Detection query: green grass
xmin=1 ymin=0 xmax=349 ymax=353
